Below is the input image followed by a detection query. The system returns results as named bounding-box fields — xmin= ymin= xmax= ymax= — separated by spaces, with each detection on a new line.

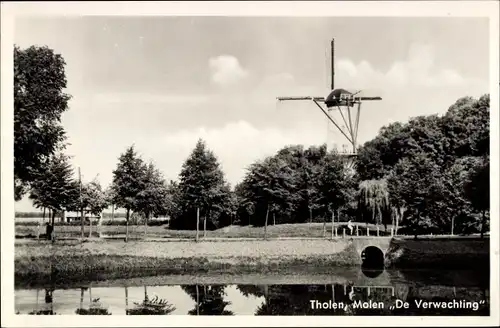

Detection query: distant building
xmin=65 ymin=211 xmax=101 ymax=223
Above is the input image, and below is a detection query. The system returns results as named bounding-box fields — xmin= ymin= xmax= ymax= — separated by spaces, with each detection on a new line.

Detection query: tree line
xmin=14 ymin=45 xmax=490 ymax=241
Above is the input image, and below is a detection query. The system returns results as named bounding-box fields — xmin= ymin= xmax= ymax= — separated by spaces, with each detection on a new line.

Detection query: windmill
xmin=276 ymin=38 xmax=382 ymax=168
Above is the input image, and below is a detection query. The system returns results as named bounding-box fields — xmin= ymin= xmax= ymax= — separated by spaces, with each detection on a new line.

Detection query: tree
xmin=464 ymin=156 xmax=490 ymax=237
xmin=437 ymin=156 xmax=480 ymax=235
xmin=441 ymin=95 xmax=489 ymax=159
xmin=387 ymin=153 xmax=446 ymax=237
xmin=357 ymin=179 xmax=390 ymax=232
xmin=234 ymin=182 xmax=256 ymax=226
xmin=172 ymin=139 xmax=229 ymax=236
xmin=315 ymin=153 xmax=355 ymax=227
xmin=111 ymin=145 xmax=146 ymax=242
xmin=29 ymin=153 xmax=76 ymax=242
xmin=136 ymin=162 xmax=169 ymax=237
xmin=242 ymin=156 xmax=297 ymax=238
xmin=84 ymin=180 xmax=109 ymax=238
xmin=14 ymin=45 xmax=71 ymax=200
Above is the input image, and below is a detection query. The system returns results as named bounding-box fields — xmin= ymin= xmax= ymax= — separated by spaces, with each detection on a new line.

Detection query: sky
xmin=13 ymin=16 xmax=489 ymax=212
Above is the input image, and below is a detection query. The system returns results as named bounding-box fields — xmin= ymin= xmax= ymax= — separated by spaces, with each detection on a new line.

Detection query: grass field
xmin=15 ymin=222 xmax=396 ymax=240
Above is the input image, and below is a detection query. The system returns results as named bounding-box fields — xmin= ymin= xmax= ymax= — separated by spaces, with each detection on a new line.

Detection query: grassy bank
xmin=15 ymin=239 xmax=359 ymax=288
xmin=15 ymin=235 xmax=490 ymax=288
xmin=15 ymin=222 xmax=395 ymax=240
xmin=385 ymin=237 xmax=490 ymax=269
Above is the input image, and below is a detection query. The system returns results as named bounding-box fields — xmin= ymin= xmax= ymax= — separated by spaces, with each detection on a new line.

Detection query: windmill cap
xmin=325 ymin=88 xmax=354 ymax=107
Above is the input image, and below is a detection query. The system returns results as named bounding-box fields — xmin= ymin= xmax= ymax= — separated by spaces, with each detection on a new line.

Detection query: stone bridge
xmin=348 ymin=236 xmax=393 ymax=256
xmin=339 ymin=236 xmax=394 ymax=266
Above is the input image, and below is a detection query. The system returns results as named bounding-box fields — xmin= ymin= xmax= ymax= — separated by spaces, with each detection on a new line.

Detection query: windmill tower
xmin=276 ymin=38 xmax=382 ymax=175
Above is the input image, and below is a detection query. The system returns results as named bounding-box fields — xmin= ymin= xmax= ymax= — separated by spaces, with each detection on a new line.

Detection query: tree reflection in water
xmin=29 ymin=288 xmax=56 ymax=315
xmin=252 ymin=285 xmax=355 ymax=316
xmin=182 ymin=285 xmax=234 ymax=315
xmin=125 ymin=286 xmax=176 ymax=315
xmin=236 ymin=284 xmax=399 ymax=315
xmin=75 ymin=287 xmax=111 ymax=315
xmin=236 ymin=283 xmax=489 ymax=316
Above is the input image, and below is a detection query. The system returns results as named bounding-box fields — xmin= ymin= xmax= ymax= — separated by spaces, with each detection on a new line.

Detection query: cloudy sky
xmin=14 ymin=16 xmax=489 ymax=212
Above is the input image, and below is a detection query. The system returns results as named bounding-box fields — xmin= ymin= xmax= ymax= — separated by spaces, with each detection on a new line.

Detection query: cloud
xmin=156 ymin=120 xmax=326 ymax=186
xmin=336 ymin=43 xmax=483 ymax=91
xmin=208 ymin=55 xmax=249 ymax=86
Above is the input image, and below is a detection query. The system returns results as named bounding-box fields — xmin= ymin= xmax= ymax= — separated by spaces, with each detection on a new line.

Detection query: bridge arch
xmin=361 ymin=245 xmax=385 ymax=269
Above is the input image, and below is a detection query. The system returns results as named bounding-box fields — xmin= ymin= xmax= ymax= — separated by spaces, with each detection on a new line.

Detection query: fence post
xmin=367 ymin=227 xmax=370 ymax=237
xmin=356 ymin=225 xmax=359 ymax=236
xmin=342 ymin=228 xmax=345 ymax=238
xmin=377 ymin=226 xmax=380 ymax=237
xmin=391 ymin=228 xmax=394 ymax=237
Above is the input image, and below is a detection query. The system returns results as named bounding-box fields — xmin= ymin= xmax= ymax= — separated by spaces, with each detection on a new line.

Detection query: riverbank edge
xmin=15 ymin=237 xmax=490 ymax=288
xmin=15 ymin=253 xmax=360 ymax=288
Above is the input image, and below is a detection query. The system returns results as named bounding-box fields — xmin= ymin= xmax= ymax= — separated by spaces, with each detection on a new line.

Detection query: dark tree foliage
xmin=315 ymin=152 xmax=357 ymax=218
xmin=182 ymin=285 xmax=233 ymax=315
xmin=357 ymin=94 xmax=489 ymax=235
xmin=136 ymin=162 xmax=170 ymax=222
xmin=387 ymin=153 xmax=447 ymax=236
xmin=238 ymin=155 xmax=297 ymax=227
xmin=14 ymin=45 xmax=72 ymax=200
xmin=464 ymin=155 xmax=490 ymax=237
xmin=29 ymin=153 xmax=76 ymax=225
xmin=111 ymin=145 xmax=146 ymax=233
xmin=170 ymin=139 xmax=230 ymax=230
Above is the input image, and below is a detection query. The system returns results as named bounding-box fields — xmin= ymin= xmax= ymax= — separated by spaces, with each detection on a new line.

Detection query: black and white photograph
xmin=1 ymin=1 xmax=499 ymax=326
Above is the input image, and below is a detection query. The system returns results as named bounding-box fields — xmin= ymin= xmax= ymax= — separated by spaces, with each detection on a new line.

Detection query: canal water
xmin=15 ymin=268 xmax=489 ymax=316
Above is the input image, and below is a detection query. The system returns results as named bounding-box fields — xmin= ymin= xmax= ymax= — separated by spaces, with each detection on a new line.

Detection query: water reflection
xmin=28 ymin=289 xmax=56 ymax=315
xmin=182 ymin=285 xmax=233 ymax=315
xmin=75 ymin=287 xmax=111 ymax=315
xmin=126 ymin=286 xmax=176 ymax=315
xmin=15 ymin=270 xmax=489 ymax=316
xmin=361 ymin=268 xmax=384 ymax=279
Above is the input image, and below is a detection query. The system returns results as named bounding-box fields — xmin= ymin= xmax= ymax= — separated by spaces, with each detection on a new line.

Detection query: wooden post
xmin=125 ymin=287 xmax=129 ymax=313
xmin=204 ymin=210 xmax=208 ymax=238
xmin=367 ymin=227 xmax=370 ymax=237
xmin=79 ymin=167 xmax=84 ymax=240
xmin=125 ymin=209 xmax=129 ymax=243
xmin=356 ymin=225 xmax=359 ymax=236
xmin=196 ymin=207 xmax=200 ymax=242
xmin=98 ymin=213 xmax=102 ymax=238
xmin=89 ymin=211 xmax=92 ymax=238
xmin=196 ymin=284 xmax=200 ymax=316
xmin=273 ymin=212 xmax=276 ymax=226
xmin=342 ymin=228 xmax=345 ymax=238
xmin=331 ymin=211 xmax=334 ymax=239
xmin=323 ymin=218 xmax=326 ymax=238
xmin=451 ymin=216 xmax=454 ymax=236
xmin=377 ymin=226 xmax=379 ymax=237
xmin=34 ymin=289 xmax=39 ymax=313
xmin=51 ymin=209 xmax=56 ymax=243
xmin=264 ymin=204 xmax=270 ymax=240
